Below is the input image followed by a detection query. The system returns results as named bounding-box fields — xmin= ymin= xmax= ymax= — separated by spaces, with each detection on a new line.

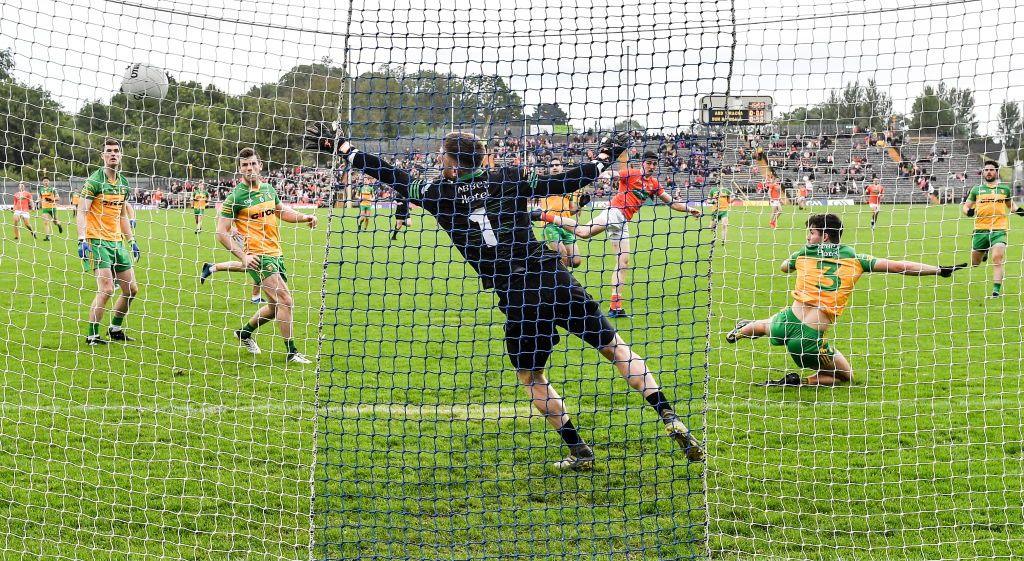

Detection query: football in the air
xmin=120 ymin=63 xmax=170 ymax=100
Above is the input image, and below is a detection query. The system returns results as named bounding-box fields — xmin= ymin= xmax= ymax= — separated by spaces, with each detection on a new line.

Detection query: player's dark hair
xmin=643 ymin=150 xmax=659 ymax=161
xmin=237 ymin=147 xmax=259 ymax=161
xmin=103 ymin=137 xmax=120 ymax=148
xmin=983 ymin=159 xmax=999 ymax=169
xmin=807 ymin=213 xmax=843 ymax=243
xmin=443 ymin=132 xmax=486 ymax=170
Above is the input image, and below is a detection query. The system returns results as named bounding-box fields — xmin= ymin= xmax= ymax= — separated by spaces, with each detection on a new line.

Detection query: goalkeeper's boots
xmin=986 ymin=291 xmax=1002 ymax=299
xmin=200 ymin=262 xmax=214 ymax=284
xmin=726 ymin=320 xmax=752 ymax=343
xmin=287 ymin=353 xmax=312 ymax=364
xmin=553 ymin=444 xmax=595 ymax=471
xmin=235 ymin=330 xmax=262 ymax=355
xmin=86 ymin=335 xmax=108 ymax=346
xmin=766 ymin=373 xmax=803 ymax=387
xmin=107 ymin=327 xmax=134 ymax=342
xmin=663 ymin=414 xmax=704 ymax=462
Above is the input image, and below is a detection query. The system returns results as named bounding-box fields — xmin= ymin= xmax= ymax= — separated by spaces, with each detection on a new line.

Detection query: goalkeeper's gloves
xmin=938 ymin=263 xmax=968 ymax=277
xmin=529 ymin=209 xmax=545 ymax=222
xmin=77 ymin=239 xmax=91 ymax=260
xmin=596 ymin=132 xmax=631 ymax=163
xmin=304 ymin=122 xmax=350 ymax=156
xmin=131 ymin=241 xmax=141 ymax=261
xmin=965 ymin=208 xmax=975 ymax=217
xmin=1015 ymin=207 xmax=1024 ymax=218
xmin=577 ymin=193 xmax=592 ymax=208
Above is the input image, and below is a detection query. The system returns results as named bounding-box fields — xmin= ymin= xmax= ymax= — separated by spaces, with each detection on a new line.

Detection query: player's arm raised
xmin=304 ymin=122 xmax=417 ymax=202
xmin=529 ymin=132 xmax=629 ymax=197
xmin=872 ymin=258 xmax=967 ymax=277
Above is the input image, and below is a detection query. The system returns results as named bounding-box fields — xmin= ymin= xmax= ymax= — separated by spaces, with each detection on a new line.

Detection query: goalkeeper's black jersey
xmin=348 ymin=151 xmax=608 ymax=288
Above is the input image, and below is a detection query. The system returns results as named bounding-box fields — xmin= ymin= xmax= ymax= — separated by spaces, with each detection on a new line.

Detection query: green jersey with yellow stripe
xmin=787 ymin=243 xmax=876 ymax=320
xmin=220 ymin=182 xmax=282 ymax=257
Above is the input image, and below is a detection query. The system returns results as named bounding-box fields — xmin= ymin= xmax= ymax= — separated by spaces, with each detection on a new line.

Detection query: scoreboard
xmin=699 ymin=95 xmax=773 ymax=126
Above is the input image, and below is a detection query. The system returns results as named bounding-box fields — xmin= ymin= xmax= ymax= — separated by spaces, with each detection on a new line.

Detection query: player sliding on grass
xmin=962 ymin=160 xmax=1024 ymax=298
xmin=76 ymin=138 xmax=141 ymax=345
xmin=305 ymin=123 xmax=704 ymax=468
xmin=532 ymin=150 xmax=701 ymax=317
xmin=217 ymin=147 xmax=318 ymax=364
xmin=726 ymin=213 xmax=966 ymax=387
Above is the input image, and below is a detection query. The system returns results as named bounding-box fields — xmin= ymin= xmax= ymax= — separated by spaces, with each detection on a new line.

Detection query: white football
xmin=120 ymin=63 xmax=169 ymax=100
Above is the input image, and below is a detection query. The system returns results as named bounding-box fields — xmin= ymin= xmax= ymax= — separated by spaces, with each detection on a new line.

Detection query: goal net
xmin=709 ymin=0 xmax=1024 ymax=559
xmin=3 ymin=0 xmax=1022 ymax=559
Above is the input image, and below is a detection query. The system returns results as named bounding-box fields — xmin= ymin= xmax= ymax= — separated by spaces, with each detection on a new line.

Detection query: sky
xmin=1 ymin=0 xmax=1022 ymax=135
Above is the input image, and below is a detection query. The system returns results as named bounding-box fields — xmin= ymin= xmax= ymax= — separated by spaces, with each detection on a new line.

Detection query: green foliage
xmin=780 ymin=79 xmax=895 ymax=130
xmin=529 ymin=102 xmax=569 ymax=125
xmin=613 ymin=118 xmax=645 ymax=131
xmin=0 ymin=57 xmax=526 ymax=179
xmin=997 ymin=100 xmax=1022 ymax=152
xmin=908 ymin=82 xmax=978 ymax=137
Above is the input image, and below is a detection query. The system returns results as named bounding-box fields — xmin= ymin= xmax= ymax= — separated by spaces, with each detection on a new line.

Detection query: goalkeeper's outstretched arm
xmin=872 ymin=259 xmax=967 ymax=277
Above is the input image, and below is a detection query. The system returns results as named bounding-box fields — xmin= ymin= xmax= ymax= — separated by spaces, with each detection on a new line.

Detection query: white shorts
xmin=592 ymin=207 xmax=630 ymax=242
xmin=13 ymin=211 xmax=29 ymax=220
xmin=770 ymin=199 xmax=782 ymax=209
xmin=869 ymin=203 xmax=881 ymax=212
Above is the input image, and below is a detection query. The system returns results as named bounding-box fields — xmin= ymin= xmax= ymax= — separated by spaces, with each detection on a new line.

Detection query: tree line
xmin=1 ymin=47 xmax=1021 ymax=181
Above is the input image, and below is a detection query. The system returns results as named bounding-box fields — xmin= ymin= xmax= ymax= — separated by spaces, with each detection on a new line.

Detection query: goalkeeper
xmin=726 ymin=213 xmax=966 ymax=387
xmin=305 ymin=123 xmax=704 ymax=469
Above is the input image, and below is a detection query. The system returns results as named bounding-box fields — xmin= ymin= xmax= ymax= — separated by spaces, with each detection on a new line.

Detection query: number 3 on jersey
xmin=469 ymin=207 xmax=498 ymax=247
xmin=816 ymin=261 xmax=841 ymax=292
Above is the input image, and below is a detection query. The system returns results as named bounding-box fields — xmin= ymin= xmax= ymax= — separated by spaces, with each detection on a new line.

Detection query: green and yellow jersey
xmin=708 ymin=187 xmax=732 ymax=212
xmin=220 ymin=182 xmax=282 ymax=257
xmin=81 ymin=168 xmax=130 ymax=241
xmin=38 ymin=185 xmax=58 ymax=209
xmin=358 ymin=185 xmax=374 ymax=207
xmin=539 ymin=192 xmax=581 ymax=218
xmin=966 ymin=183 xmax=1012 ymax=231
xmin=787 ymin=243 xmax=876 ymax=321
xmin=192 ymin=189 xmax=209 ymax=210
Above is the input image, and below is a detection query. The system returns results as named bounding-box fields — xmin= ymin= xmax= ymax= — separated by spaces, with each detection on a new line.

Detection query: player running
xmin=356 ymin=182 xmax=374 ymax=232
xmin=538 ymin=160 xmax=589 ymax=268
xmin=726 ymin=213 xmax=965 ymax=386
xmin=962 ymin=160 xmax=1024 ymax=298
xmin=768 ymin=177 xmax=783 ymax=229
xmin=707 ymin=184 xmax=733 ymax=243
xmin=192 ymin=183 xmax=209 ymax=233
xmin=305 ymin=123 xmax=704 ymax=468
xmin=76 ymin=138 xmax=140 ymax=345
xmin=864 ymin=175 xmax=884 ymax=229
xmin=532 ymin=150 xmax=702 ymax=317
xmin=218 ymin=147 xmax=318 ymax=364
xmin=11 ymin=183 xmax=36 ymax=240
xmin=38 ymin=178 xmax=64 ymax=240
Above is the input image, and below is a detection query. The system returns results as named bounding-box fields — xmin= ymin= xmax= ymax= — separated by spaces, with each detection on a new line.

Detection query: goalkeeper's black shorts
xmin=495 ymin=266 xmax=617 ymax=371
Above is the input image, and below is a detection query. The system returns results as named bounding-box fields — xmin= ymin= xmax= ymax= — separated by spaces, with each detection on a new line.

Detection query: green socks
xmin=111 ymin=315 xmax=125 ymax=328
xmin=994 ymin=283 xmax=1003 ymax=295
xmin=284 ymin=339 xmax=298 ymax=355
xmin=239 ymin=322 xmax=258 ymax=338
xmin=87 ymin=323 xmax=100 ymax=337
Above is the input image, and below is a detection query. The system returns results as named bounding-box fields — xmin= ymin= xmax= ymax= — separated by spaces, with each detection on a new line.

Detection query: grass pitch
xmin=0 ymin=202 xmax=1021 ymax=560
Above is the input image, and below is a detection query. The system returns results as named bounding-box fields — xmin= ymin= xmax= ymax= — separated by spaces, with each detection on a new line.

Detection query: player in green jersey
xmin=357 ymin=182 xmax=374 ymax=232
xmin=76 ymin=138 xmax=141 ymax=345
xmin=706 ymin=185 xmax=733 ymax=243
xmin=191 ymin=183 xmax=209 ymax=234
xmin=962 ymin=160 xmax=1024 ymax=298
xmin=217 ymin=147 xmax=318 ymax=364
xmin=37 ymin=178 xmax=64 ymax=240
